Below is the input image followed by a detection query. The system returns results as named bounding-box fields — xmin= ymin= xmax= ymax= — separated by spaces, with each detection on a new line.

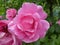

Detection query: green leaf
xmin=34 ymin=39 xmax=40 ymax=45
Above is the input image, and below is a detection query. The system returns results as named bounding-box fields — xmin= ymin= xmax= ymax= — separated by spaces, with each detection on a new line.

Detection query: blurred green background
xmin=0 ymin=0 xmax=60 ymax=45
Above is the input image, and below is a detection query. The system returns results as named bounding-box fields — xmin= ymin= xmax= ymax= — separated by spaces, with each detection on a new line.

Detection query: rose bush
xmin=8 ymin=2 xmax=50 ymax=43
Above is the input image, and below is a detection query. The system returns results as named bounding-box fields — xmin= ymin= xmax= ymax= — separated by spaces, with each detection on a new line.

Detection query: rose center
xmin=21 ymin=16 xmax=35 ymax=29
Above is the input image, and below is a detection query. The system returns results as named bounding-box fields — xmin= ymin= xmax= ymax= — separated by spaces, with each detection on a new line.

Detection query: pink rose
xmin=0 ymin=20 xmax=22 ymax=45
xmin=6 ymin=8 xmax=17 ymax=20
xmin=8 ymin=2 xmax=50 ymax=43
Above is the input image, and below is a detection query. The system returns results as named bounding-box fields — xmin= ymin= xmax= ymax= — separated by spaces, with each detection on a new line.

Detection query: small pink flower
xmin=6 ymin=8 xmax=17 ymax=20
xmin=0 ymin=20 xmax=22 ymax=45
xmin=56 ymin=20 xmax=60 ymax=25
xmin=8 ymin=2 xmax=50 ymax=43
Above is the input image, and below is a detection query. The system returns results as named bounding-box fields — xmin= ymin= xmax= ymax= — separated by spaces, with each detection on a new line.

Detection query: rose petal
xmin=22 ymin=2 xmax=37 ymax=13
xmin=0 ymin=32 xmax=5 ymax=38
xmin=18 ymin=2 xmax=37 ymax=14
xmin=23 ymin=33 xmax=39 ymax=43
xmin=8 ymin=22 xmax=25 ymax=39
xmin=40 ymin=20 xmax=50 ymax=31
xmin=37 ymin=6 xmax=47 ymax=19
xmin=38 ymin=20 xmax=50 ymax=38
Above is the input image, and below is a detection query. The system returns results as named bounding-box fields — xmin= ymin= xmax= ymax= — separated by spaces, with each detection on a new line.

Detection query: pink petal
xmin=18 ymin=2 xmax=37 ymax=14
xmin=0 ymin=20 xmax=10 ymax=24
xmin=12 ymin=35 xmax=22 ymax=45
xmin=0 ymin=32 xmax=5 ymax=38
xmin=0 ymin=34 xmax=13 ymax=45
xmin=37 ymin=20 xmax=50 ymax=38
xmin=8 ymin=21 xmax=25 ymax=39
xmin=40 ymin=20 xmax=50 ymax=31
xmin=23 ymin=33 xmax=39 ymax=43
xmin=37 ymin=6 xmax=47 ymax=19
xmin=32 ymin=13 xmax=41 ymax=21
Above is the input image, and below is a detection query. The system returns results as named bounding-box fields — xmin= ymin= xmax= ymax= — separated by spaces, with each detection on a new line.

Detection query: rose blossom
xmin=6 ymin=8 xmax=17 ymax=20
xmin=0 ymin=20 xmax=22 ymax=45
xmin=8 ymin=2 xmax=50 ymax=43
